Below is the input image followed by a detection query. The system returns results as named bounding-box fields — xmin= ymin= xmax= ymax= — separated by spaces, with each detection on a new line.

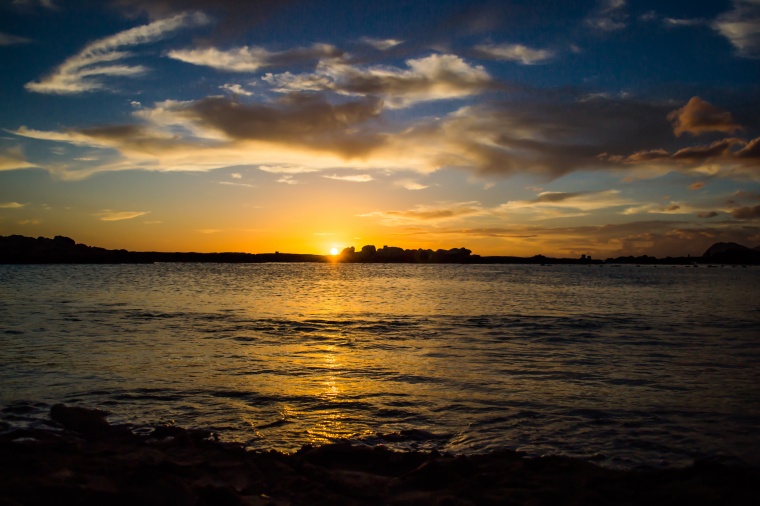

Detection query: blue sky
xmin=1 ymin=0 xmax=759 ymax=257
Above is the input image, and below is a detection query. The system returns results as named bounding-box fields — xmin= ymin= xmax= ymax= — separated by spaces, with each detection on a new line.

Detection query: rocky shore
xmin=1 ymin=405 xmax=757 ymax=505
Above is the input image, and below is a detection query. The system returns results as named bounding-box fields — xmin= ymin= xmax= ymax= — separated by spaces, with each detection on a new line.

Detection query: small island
xmin=1 ymin=235 xmax=759 ymax=265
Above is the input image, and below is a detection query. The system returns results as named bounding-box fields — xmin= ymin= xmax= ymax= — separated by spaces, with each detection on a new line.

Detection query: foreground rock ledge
xmin=1 ymin=406 xmax=757 ymax=505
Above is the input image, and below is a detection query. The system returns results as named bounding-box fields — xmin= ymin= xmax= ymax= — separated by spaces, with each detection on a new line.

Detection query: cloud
xmin=713 ymin=0 xmax=760 ymax=58
xmin=264 ymin=53 xmax=492 ymax=108
xmin=276 ymin=175 xmax=299 ymax=185
xmin=0 ymin=31 xmax=32 ymax=45
xmin=258 ymin=165 xmax=320 ymax=174
xmin=689 ymin=181 xmax=706 ymax=190
xmin=663 ymin=18 xmax=704 ymax=27
xmin=218 ymin=181 xmax=254 ymax=187
xmin=361 ymin=37 xmax=403 ymax=50
xmin=607 ymin=136 xmax=760 ymax=178
xmin=164 ymin=94 xmax=386 ymax=157
xmin=167 ymin=43 xmax=343 ymax=72
xmin=731 ymin=204 xmax=760 ymax=219
xmin=667 ymin=97 xmax=743 ymax=136
xmin=219 ymin=83 xmax=253 ymax=96
xmin=323 ymin=173 xmax=373 ymax=182
xmin=362 ymin=201 xmax=485 ymax=224
xmin=697 ymin=211 xmax=719 ymax=218
xmin=0 ymin=146 xmax=36 ymax=171
xmin=9 ymin=0 xmax=57 ymax=10
xmin=586 ymin=0 xmax=628 ymax=31
xmin=395 ymin=180 xmax=430 ymax=190
xmin=473 ymin=43 xmax=554 ymax=64
xmin=498 ymin=190 xmax=632 ymax=217
xmin=112 ymin=0 xmax=297 ymax=42
xmin=0 ymin=202 xmax=27 ymax=208
xmin=25 ymin=12 xmax=210 ymax=94
xmin=92 ymin=210 xmax=149 ymax=221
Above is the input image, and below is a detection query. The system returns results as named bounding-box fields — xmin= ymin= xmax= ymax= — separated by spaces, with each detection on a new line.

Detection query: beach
xmin=1 ymin=405 xmax=757 ymax=505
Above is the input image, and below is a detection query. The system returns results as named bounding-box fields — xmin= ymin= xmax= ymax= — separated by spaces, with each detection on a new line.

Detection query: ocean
xmin=1 ymin=263 xmax=758 ymax=469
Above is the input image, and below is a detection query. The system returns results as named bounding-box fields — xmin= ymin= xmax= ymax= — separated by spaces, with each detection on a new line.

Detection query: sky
xmin=1 ymin=0 xmax=759 ymax=257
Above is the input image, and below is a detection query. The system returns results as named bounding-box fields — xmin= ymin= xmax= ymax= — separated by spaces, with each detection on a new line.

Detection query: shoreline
xmin=1 ymin=405 xmax=757 ymax=505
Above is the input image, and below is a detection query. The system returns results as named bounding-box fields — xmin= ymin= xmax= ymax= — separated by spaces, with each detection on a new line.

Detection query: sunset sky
xmin=1 ymin=0 xmax=759 ymax=257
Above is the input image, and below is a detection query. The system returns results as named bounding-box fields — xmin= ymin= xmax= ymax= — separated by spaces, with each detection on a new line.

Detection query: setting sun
xmin=330 ymin=248 xmax=339 ymax=255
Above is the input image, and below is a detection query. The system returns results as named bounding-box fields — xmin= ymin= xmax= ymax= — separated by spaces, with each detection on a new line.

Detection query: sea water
xmin=1 ymin=263 xmax=758 ymax=468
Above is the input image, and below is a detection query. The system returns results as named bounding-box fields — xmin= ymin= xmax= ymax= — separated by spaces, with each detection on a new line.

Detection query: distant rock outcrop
xmin=702 ymin=242 xmax=760 ymax=264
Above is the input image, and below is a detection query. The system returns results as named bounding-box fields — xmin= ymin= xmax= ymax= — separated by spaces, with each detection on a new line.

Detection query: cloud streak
xmin=25 ymin=11 xmax=209 ymax=94
xmin=92 ymin=210 xmax=149 ymax=221
xmin=473 ymin=43 xmax=554 ymax=64
xmin=0 ymin=31 xmax=32 ymax=45
xmin=167 ymin=43 xmax=343 ymax=72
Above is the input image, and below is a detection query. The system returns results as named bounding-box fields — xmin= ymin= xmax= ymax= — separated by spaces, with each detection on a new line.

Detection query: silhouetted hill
xmin=702 ymin=242 xmax=760 ymax=264
xmin=0 ymin=235 xmax=327 ymax=264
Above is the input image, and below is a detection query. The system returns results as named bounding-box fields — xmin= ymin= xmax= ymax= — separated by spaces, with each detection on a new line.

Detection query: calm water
xmin=1 ymin=263 xmax=759 ymax=468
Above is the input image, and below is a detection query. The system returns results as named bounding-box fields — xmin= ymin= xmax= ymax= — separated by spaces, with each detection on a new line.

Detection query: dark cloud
xmin=173 ymin=94 xmax=386 ymax=157
xmin=667 ymin=96 xmax=743 ymax=137
xmin=731 ymin=205 xmax=760 ymax=219
xmin=430 ymin=94 xmax=675 ymax=178
xmin=610 ymin=136 xmax=760 ymax=171
xmin=697 ymin=211 xmax=719 ymax=218
xmin=111 ymin=0 xmax=300 ymax=42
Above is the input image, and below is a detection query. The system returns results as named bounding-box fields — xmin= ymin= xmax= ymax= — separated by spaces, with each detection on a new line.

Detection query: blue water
xmin=1 ymin=263 xmax=759 ymax=468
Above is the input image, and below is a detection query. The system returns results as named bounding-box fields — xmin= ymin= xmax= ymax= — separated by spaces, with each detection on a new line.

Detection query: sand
xmin=0 ymin=405 xmax=756 ymax=505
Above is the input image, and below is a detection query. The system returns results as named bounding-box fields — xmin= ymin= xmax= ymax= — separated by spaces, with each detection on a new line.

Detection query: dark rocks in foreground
xmin=2 ymin=235 xmax=760 ymax=265
xmin=0 ymin=405 xmax=758 ymax=505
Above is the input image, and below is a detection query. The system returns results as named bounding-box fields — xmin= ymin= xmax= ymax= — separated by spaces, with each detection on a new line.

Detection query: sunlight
xmin=330 ymin=247 xmax=339 ymax=255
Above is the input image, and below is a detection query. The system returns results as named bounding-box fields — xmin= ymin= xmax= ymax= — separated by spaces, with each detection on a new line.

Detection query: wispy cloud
xmin=0 ymin=202 xmax=27 ymax=209
xmin=323 ymin=173 xmax=373 ymax=182
xmin=473 ymin=43 xmax=554 ymax=64
xmin=167 ymin=43 xmax=342 ymax=72
xmin=219 ymin=83 xmax=253 ymax=96
xmin=25 ymin=12 xmax=209 ymax=94
xmin=0 ymin=31 xmax=32 ymax=46
xmin=0 ymin=146 xmax=36 ymax=171
xmin=395 ymin=180 xmax=430 ymax=190
xmin=713 ymin=0 xmax=760 ymax=58
xmin=276 ymin=175 xmax=299 ymax=185
xmin=92 ymin=210 xmax=149 ymax=221
xmin=586 ymin=0 xmax=628 ymax=32
xmin=360 ymin=37 xmax=403 ymax=50
xmin=362 ymin=201 xmax=485 ymax=224
xmin=259 ymin=165 xmax=320 ymax=174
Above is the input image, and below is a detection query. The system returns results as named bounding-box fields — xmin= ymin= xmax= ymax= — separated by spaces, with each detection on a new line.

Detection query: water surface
xmin=1 ymin=263 xmax=758 ymax=468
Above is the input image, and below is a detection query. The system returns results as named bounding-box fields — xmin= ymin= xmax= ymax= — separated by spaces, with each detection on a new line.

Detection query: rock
xmin=50 ymin=404 xmax=111 ymax=434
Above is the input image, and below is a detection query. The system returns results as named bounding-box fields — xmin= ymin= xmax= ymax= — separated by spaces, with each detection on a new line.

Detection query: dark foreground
xmin=1 ymin=406 xmax=757 ymax=505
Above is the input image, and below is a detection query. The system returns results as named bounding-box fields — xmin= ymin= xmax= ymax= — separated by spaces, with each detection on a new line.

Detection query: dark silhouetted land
xmin=1 ymin=235 xmax=759 ymax=265
xmin=1 ymin=405 xmax=757 ymax=505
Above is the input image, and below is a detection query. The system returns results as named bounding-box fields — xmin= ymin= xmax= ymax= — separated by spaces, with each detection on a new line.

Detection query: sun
xmin=330 ymin=247 xmax=339 ymax=255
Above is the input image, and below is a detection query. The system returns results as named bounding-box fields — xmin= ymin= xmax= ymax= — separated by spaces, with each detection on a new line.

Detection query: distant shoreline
xmin=2 ymin=234 xmax=760 ymax=265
